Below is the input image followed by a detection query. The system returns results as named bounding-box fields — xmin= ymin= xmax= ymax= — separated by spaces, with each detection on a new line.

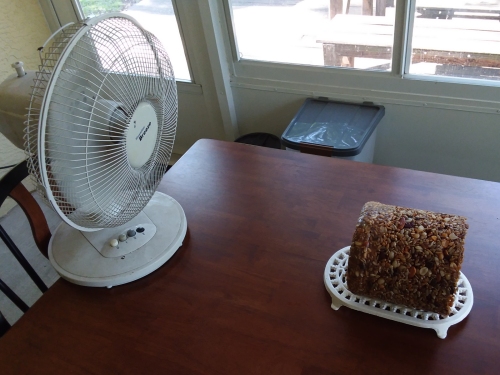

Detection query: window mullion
xmin=392 ymin=0 xmax=414 ymax=77
xmin=222 ymin=0 xmax=240 ymax=65
xmin=39 ymin=0 xmax=82 ymax=31
xmin=171 ymin=0 xmax=195 ymax=82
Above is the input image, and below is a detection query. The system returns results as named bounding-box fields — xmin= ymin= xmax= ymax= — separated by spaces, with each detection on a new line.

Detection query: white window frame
xmin=38 ymin=0 xmax=84 ymax=31
xmin=223 ymin=0 xmax=500 ymax=114
xmin=40 ymin=0 xmax=199 ymax=89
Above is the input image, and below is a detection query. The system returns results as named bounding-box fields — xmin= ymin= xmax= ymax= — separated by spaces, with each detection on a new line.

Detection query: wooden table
xmin=319 ymin=15 xmax=500 ymax=68
xmin=1 ymin=139 xmax=500 ymax=374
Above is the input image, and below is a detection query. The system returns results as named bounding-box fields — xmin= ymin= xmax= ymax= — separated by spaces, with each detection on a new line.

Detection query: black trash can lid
xmin=235 ymin=132 xmax=282 ymax=149
xmin=281 ymin=98 xmax=385 ymax=157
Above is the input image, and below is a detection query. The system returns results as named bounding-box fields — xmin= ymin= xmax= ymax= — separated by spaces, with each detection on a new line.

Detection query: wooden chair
xmin=0 ymin=161 xmax=52 ymax=337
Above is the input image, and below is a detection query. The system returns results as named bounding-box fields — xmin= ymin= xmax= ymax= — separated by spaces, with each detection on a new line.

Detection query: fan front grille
xmin=26 ymin=15 xmax=177 ymax=229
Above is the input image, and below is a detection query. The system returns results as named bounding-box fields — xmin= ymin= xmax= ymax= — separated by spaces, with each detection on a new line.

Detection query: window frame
xmin=223 ymin=0 xmax=500 ymax=113
xmin=40 ymin=0 xmax=197 ymax=87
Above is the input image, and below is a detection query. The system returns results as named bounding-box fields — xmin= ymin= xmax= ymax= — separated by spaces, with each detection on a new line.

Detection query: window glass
xmin=230 ymin=0 xmax=396 ymax=71
xmin=80 ymin=0 xmax=191 ymax=81
xmin=410 ymin=0 xmax=500 ymax=80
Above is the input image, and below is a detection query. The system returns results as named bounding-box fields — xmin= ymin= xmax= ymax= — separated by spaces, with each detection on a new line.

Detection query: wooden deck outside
xmin=318 ymin=15 xmax=500 ymax=68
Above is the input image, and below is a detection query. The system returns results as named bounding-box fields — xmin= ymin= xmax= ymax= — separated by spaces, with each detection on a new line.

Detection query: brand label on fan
xmin=137 ymin=122 xmax=152 ymax=141
xmin=126 ymin=102 xmax=159 ymax=169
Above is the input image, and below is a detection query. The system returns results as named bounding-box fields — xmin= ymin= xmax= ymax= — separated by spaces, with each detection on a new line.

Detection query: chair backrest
xmin=0 ymin=161 xmax=51 ymax=257
xmin=0 ymin=310 xmax=10 ymax=337
xmin=0 ymin=161 xmax=52 ymax=337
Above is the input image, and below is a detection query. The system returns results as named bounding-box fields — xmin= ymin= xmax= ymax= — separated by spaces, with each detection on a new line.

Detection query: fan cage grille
xmin=25 ymin=16 xmax=177 ymax=229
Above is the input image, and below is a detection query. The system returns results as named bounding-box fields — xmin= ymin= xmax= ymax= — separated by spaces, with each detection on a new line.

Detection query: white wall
xmin=0 ymin=0 xmax=50 ymax=80
xmin=234 ymin=85 xmax=500 ymax=182
xmin=375 ymin=104 xmax=500 ymax=181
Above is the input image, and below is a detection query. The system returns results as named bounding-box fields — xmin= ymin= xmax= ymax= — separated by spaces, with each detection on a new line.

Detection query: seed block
xmin=346 ymin=202 xmax=468 ymax=316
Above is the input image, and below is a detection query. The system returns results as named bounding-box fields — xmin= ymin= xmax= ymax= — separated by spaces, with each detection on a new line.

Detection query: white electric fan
xmin=0 ymin=14 xmax=187 ymax=287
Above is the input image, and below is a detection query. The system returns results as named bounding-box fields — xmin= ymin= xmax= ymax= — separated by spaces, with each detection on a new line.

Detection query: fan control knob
xmin=118 ymin=234 xmax=127 ymax=242
xmin=136 ymin=227 xmax=145 ymax=233
xmin=127 ymin=229 xmax=136 ymax=238
xmin=110 ymin=239 xmax=119 ymax=247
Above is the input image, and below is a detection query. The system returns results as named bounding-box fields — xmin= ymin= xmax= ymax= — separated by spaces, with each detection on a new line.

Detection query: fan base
xmin=48 ymin=192 xmax=187 ymax=288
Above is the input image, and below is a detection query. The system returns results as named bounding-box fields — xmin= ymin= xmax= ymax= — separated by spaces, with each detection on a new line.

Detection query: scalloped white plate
xmin=324 ymin=247 xmax=473 ymax=338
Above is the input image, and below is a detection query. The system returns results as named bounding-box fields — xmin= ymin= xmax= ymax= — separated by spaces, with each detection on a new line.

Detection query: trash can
xmin=281 ymin=98 xmax=385 ymax=162
xmin=235 ymin=132 xmax=282 ymax=149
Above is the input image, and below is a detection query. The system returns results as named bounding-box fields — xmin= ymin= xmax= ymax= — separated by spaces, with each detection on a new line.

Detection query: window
xmin=230 ymin=0 xmax=396 ymax=71
xmin=410 ymin=0 xmax=500 ymax=81
xmin=229 ymin=0 xmax=500 ymax=82
xmin=80 ymin=0 xmax=191 ymax=81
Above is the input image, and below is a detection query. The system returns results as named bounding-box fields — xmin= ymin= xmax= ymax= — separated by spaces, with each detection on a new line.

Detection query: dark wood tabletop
xmin=1 ymin=139 xmax=499 ymax=374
